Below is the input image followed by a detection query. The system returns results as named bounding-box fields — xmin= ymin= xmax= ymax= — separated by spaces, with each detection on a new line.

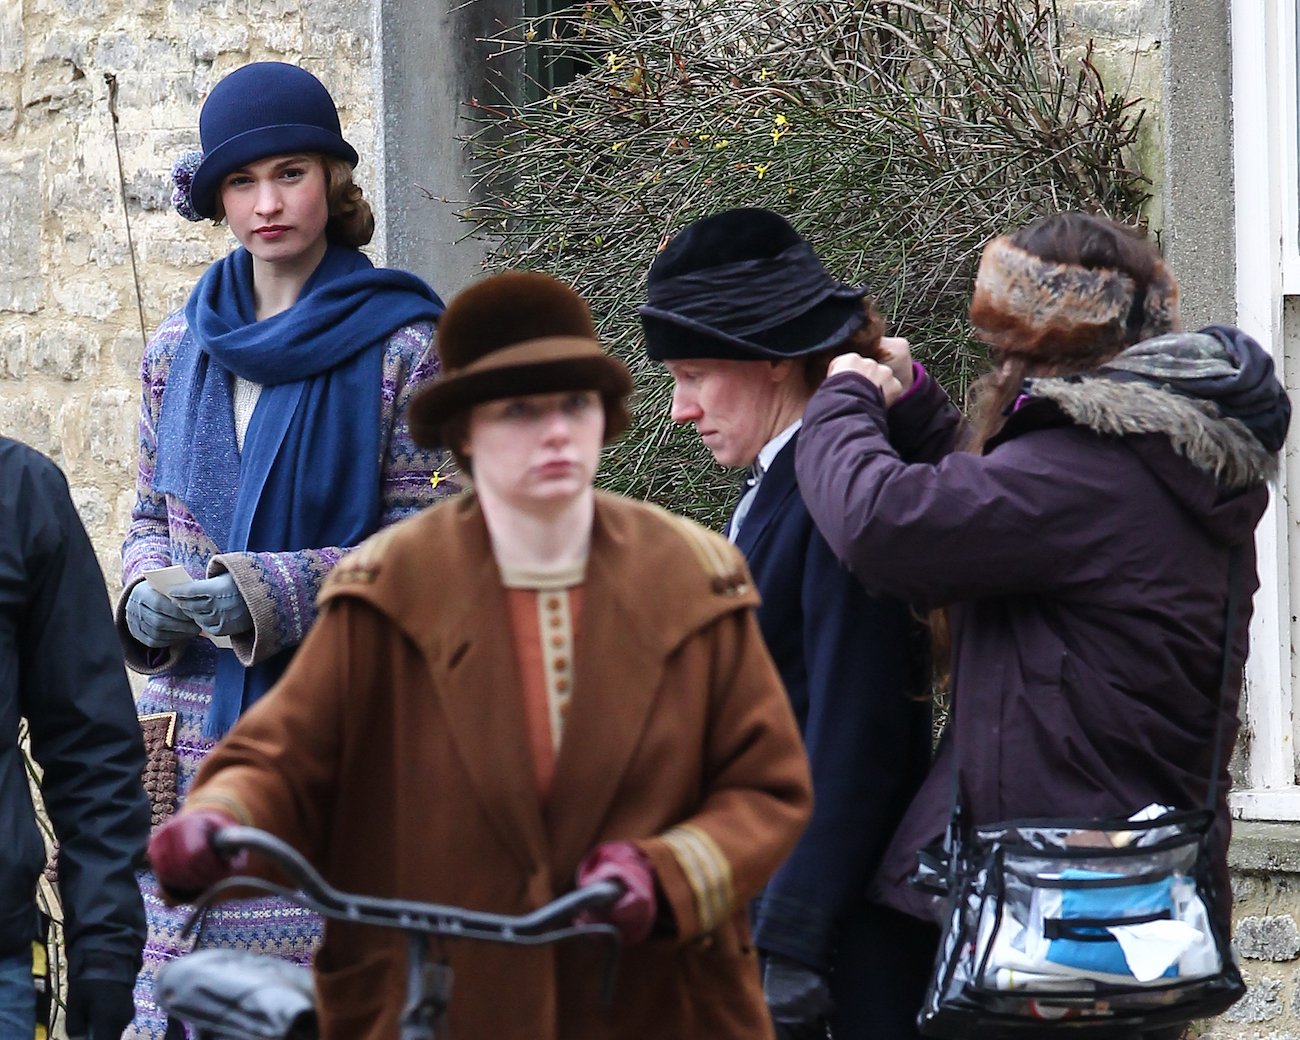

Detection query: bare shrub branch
xmin=458 ymin=0 xmax=1149 ymax=526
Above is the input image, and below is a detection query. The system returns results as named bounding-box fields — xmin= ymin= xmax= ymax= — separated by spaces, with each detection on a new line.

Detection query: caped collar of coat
xmin=318 ymin=489 xmax=759 ymax=663
xmin=313 ymin=490 xmax=762 ymax=881
xmin=998 ymin=366 xmax=1278 ymax=492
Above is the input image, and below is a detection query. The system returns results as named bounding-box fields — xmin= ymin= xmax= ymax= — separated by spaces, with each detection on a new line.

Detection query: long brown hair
xmin=932 ymin=214 xmax=1170 ymax=691
xmin=801 ymin=299 xmax=886 ymax=391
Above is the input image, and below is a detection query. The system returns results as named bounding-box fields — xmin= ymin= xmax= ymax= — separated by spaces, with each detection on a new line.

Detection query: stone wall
xmin=1056 ymin=0 xmax=1165 ymax=231
xmin=1213 ymin=824 xmax=1300 ymax=1039
xmin=0 ymin=0 xmax=381 ymax=586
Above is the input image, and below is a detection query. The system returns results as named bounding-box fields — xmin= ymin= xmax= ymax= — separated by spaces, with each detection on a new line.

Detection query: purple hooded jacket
xmin=794 ymin=329 xmax=1287 ymax=926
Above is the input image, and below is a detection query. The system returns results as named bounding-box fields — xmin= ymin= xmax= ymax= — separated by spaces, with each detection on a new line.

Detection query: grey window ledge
xmin=1230 ymin=820 xmax=1300 ymax=875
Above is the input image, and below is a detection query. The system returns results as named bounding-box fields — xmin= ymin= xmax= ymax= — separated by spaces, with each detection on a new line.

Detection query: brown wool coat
xmin=186 ymin=491 xmax=812 ymax=1040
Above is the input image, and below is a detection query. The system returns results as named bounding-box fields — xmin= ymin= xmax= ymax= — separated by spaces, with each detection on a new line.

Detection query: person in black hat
xmin=118 ymin=62 xmax=455 ymax=1037
xmin=148 ymin=270 xmax=813 ymax=1040
xmin=641 ymin=207 xmax=937 ymax=1040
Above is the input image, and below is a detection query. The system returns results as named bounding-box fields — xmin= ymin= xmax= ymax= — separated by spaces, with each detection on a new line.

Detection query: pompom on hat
xmin=170 ymin=150 xmax=205 ymax=222
xmin=640 ymin=207 xmax=869 ymax=361
xmin=408 ymin=271 xmax=633 ymax=448
xmin=185 ymin=62 xmax=359 ymax=219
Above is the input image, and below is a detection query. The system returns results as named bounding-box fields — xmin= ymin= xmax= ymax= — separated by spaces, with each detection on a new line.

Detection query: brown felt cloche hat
xmin=409 ymin=271 xmax=633 ymax=448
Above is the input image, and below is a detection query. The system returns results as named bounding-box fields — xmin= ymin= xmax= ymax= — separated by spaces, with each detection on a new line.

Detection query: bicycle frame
xmin=177 ymin=826 xmax=622 ymax=1040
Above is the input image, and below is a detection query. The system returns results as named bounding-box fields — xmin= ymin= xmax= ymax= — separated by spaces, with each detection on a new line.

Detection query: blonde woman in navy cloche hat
xmin=117 ymin=62 xmax=455 ymax=1038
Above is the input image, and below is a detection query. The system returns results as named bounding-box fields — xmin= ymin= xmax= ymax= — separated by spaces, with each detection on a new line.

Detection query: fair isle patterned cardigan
xmin=117 ymin=309 xmax=459 ymax=1040
xmin=117 ymin=309 xmax=459 ymax=685
xmin=116 ymin=303 xmax=458 ymax=815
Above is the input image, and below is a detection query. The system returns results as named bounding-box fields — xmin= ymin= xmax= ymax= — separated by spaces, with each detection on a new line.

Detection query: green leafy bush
xmin=465 ymin=0 xmax=1150 ymax=525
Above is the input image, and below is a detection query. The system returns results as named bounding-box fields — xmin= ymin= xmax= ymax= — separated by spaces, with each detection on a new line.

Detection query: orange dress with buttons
xmin=502 ymin=562 xmax=585 ymax=798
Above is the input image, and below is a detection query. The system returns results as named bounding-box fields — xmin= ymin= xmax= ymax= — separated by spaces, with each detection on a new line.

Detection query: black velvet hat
xmin=640 ymin=208 xmax=869 ymax=361
xmin=409 ymin=271 xmax=632 ymax=447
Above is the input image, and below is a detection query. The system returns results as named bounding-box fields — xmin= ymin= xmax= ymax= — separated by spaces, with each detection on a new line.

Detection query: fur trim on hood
xmin=1026 ymin=374 xmax=1278 ymax=490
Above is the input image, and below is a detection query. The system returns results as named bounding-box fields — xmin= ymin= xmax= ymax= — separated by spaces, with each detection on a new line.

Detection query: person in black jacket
xmin=639 ymin=208 xmax=936 ymax=1039
xmin=0 ymin=436 xmax=150 ymax=1039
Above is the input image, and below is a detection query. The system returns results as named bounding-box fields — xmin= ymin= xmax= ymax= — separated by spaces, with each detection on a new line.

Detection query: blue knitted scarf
xmin=154 ymin=244 xmax=444 ymax=737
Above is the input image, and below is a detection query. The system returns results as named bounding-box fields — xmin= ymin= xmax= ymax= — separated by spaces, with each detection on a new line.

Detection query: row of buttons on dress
xmin=544 ymin=595 xmax=572 ymax=732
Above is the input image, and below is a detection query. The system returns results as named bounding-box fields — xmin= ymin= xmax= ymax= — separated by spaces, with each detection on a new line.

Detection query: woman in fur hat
xmin=795 ymin=211 xmax=1291 ymax=1036
xmin=117 ymin=62 xmax=455 ymax=1037
xmin=146 ymin=270 xmax=813 ymax=1040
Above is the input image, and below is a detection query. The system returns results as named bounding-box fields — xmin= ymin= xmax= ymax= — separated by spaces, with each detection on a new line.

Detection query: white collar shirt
xmin=727 ymin=419 xmax=802 ymax=544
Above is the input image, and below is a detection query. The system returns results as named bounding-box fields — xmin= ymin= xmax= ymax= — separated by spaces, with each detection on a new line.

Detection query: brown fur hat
xmin=409 ymin=271 xmax=633 ymax=447
xmin=969 ymin=235 xmax=1180 ymax=362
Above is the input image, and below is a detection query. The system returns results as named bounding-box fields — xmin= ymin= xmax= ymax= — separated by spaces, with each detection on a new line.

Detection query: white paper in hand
xmin=142 ymin=566 xmax=235 ymax=649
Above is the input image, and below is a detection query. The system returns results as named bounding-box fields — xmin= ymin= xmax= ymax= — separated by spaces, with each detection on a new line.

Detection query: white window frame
xmin=1228 ymin=0 xmax=1299 ymax=819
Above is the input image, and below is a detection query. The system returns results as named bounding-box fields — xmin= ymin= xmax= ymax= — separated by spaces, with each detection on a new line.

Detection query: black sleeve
xmin=19 ymin=451 xmax=150 ymax=985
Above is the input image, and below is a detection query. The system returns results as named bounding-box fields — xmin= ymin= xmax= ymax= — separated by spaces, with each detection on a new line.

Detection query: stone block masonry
xmin=1209 ymin=829 xmax=1300 ymax=1040
xmin=0 ymin=0 xmax=383 ymax=588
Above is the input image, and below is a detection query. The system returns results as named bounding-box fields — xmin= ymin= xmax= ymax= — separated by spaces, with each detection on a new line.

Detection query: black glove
xmin=762 ymin=952 xmax=833 ymax=1040
xmin=66 ymin=977 xmax=135 ymax=1040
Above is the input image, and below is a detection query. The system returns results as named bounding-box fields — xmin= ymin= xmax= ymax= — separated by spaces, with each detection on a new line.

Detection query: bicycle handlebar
xmin=188 ymin=826 xmax=624 ymax=946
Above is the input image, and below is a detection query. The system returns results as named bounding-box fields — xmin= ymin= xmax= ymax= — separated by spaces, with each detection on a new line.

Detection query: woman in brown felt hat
xmin=147 ymin=270 xmax=813 ymax=1040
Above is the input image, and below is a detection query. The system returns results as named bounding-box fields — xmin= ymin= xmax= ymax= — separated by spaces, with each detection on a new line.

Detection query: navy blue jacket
xmin=0 ymin=438 xmax=149 ymax=985
xmin=742 ymin=434 xmax=931 ymax=973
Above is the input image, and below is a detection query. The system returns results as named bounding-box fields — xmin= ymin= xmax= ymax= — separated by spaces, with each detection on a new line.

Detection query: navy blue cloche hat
xmin=640 ymin=207 xmax=869 ymax=362
xmin=189 ymin=62 xmax=359 ymax=219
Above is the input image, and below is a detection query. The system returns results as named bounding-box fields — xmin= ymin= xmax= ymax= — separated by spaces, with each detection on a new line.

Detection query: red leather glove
xmin=148 ymin=809 xmax=246 ymax=901
xmin=575 ymin=840 xmax=657 ymax=946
